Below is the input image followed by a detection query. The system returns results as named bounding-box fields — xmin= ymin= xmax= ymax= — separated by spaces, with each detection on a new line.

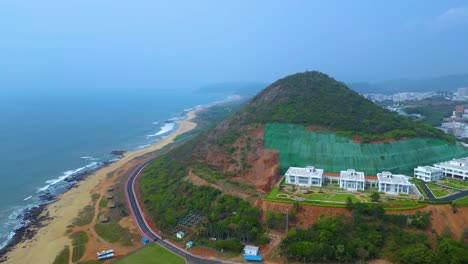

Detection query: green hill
xmin=265 ymin=123 xmax=468 ymax=175
xmin=215 ymin=71 xmax=452 ymax=143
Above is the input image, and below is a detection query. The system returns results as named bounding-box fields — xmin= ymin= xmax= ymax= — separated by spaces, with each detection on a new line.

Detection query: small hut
xmin=99 ymin=215 xmax=110 ymax=223
xmin=107 ymin=202 xmax=116 ymax=208
xmin=105 ymin=193 xmax=113 ymax=200
xmin=107 ymin=186 xmax=114 ymax=192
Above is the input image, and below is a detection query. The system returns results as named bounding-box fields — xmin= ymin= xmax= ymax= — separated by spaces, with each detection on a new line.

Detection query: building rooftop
xmin=377 ymin=171 xmax=411 ymax=185
xmin=435 ymin=157 xmax=468 ymax=169
xmin=415 ymin=166 xmax=443 ymax=173
xmin=244 ymin=245 xmax=259 ymax=251
xmin=285 ymin=166 xmax=324 ymax=178
xmin=340 ymin=169 xmax=365 ymax=181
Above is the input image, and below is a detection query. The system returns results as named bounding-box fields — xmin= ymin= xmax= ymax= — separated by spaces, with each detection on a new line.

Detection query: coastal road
xmin=125 ymin=160 xmax=228 ymax=264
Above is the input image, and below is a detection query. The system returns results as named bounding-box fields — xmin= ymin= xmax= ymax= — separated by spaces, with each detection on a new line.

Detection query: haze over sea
xmin=0 ymin=88 xmax=227 ymax=249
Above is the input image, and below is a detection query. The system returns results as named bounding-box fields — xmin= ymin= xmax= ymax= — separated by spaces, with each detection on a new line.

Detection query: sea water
xmin=0 ymin=88 xmax=227 ymax=249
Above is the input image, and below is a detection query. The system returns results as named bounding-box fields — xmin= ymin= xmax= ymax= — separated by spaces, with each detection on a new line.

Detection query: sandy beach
xmin=4 ymin=109 xmax=199 ymax=264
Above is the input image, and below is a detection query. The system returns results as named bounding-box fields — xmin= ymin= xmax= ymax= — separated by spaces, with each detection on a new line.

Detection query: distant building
xmin=439 ymin=122 xmax=468 ymax=138
xmin=414 ymin=166 xmax=443 ymax=182
xmin=186 ymin=241 xmax=194 ymax=248
xmin=434 ymin=158 xmax=468 ymax=180
xmin=176 ymin=231 xmax=187 ymax=239
xmin=243 ymin=245 xmax=262 ymax=262
xmin=458 ymin=87 xmax=468 ymax=97
xmin=285 ymin=166 xmax=324 ymax=187
xmin=339 ymin=169 xmax=365 ymax=191
xmin=377 ymin=171 xmax=412 ymax=195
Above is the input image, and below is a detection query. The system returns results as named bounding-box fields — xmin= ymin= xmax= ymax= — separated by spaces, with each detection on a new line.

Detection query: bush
xmin=214 ymin=238 xmax=243 ymax=253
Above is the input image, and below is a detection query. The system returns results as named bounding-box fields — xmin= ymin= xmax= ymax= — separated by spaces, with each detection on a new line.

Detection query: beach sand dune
xmin=4 ymin=110 xmax=199 ymax=264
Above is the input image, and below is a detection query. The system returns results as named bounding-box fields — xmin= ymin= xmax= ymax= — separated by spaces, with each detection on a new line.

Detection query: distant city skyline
xmin=1 ymin=1 xmax=468 ymax=92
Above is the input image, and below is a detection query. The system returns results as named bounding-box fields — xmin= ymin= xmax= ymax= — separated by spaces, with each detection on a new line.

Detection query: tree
xmin=346 ymin=197 xmax=353 ymax=209
xmin=335 ymin=244 xmax=345 ymax=264
xmin=370 ymin=192 xmax=380 ymax=202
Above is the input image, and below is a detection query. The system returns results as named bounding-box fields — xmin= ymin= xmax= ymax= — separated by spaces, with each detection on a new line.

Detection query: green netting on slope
xmin=264 ymin=123 xmax=468 ymax=175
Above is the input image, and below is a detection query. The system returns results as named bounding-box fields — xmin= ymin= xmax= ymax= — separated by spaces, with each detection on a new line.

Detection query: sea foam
xmin=37 ymin=162 xmax=100 ymax=193
xmin=146 ymin=123 xmax=176 ymax=138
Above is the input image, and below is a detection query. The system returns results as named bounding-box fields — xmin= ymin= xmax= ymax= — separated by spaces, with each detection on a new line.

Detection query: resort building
xmin=414 ymin=166 xmax=443 ymax=182
xmin=285 ymin=166 xmax=324 ymax=187
xmin=434 ymin=158 xmax=468 ymax=180
xmin=377 ymin=171 xmax=412 ymax=195
xmin=339 ymin=169 xmax=365 ymax=191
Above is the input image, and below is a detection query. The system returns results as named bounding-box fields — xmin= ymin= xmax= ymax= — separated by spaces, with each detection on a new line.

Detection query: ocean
xmin=0 ymin=88 xmax=227 ymax=249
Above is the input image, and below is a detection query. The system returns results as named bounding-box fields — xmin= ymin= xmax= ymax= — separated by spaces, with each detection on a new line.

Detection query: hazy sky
xmin=1 ymin=1 xmax=468 ymax=91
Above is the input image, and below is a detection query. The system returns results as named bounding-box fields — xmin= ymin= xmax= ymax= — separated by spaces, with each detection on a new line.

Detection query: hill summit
xmin=191 ymin=71 xmax=459 ymax=192
xmin=213 ymin=71 xmax=451 ymax=143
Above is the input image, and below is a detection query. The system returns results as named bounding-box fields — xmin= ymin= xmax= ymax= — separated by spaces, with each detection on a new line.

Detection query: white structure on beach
xmin=434 ymin=158 xmax=468 ymax=180
xmin=377 ymin=171 xmax=412 ymax=194
xmin=285 ymin=166 xmax=324 ymax=187
xmin=414 ymin=166 xmax=443 ymax=182
xmin=339 ymin=169 xmax=365 ymax=190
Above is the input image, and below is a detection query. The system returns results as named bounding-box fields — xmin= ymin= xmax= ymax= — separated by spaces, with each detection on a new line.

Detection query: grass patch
xmin=94 ymin=221 xmax=134 ymax=245
xmin=265 ymin=187 xmax=280 ymax=200
xmin=265 ymin=187 xmax=423 ymax=210
xmin=99 ymin=198 xmax=108 ymax=208
xmin=91 ymin=193 xmax=100 ymax=201
xmin=427 ymin=183 xmax=455 ymax=198
xmin=70 ymin=231 xmax=88 ymax=262
xmin=191 ymin=163 xmax=226 ymax=184
xmin=114 ymin=243 xmax=185 ymax=264
xmin=72 ymin=205 xmax=94 ymax=226
xmin=328 ymin=193 xmax=360 ymax=202
xmin=439 ymin=179 xmax=468 ymax=190
xmin=53 ymin=246 xmax=70 ymax=264
xmin=414 ymin=181 xmax=429 ymax=198
xmin=452 ymin=196 xmax=468 ymax=206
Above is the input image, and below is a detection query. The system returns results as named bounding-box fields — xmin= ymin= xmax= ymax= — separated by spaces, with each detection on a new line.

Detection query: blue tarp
xmin=141 ymin=237 xmax=150 ymax=244
xmin=244 ymin=255 xmax=263 ymax=262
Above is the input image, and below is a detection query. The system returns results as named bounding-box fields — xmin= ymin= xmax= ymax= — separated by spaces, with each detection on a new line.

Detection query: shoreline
xmin=2 ymin=108 xmax=200 ymax=264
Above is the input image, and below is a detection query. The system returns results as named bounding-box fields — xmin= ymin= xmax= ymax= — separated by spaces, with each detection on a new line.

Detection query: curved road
xmin=125 ymin=160 xmax=226 ymax=264
xmin=418 ymin=181 xmax=468 ymax=202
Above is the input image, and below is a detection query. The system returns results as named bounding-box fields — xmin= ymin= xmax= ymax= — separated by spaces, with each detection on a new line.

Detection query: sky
xmin=1 ymin=0 xmax=468 ymax=92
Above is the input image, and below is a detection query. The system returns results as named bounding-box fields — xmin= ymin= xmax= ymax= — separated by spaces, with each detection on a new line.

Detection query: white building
xmin=243 ymin=245 xmax=259 ymax=256
xmin=434 ymin=158 xmax=468 ymax=180
xmin=339 ymin=169 xmax=365 ymax=190
xmin=176 ymin=231 xmax=186 ymax=239
xmin=414 ymin=166 xmax=443 ymax=182
xmin=377 ymin=171 xmax=412 ymax=195
xmin=285 ymin=166 xmax=324 ymax=187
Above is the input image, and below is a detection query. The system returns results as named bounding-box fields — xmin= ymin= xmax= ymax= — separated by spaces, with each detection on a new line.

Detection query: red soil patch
xmin=204 ymin=125 xmax=281 ymax=193
xmin=387 ymin=204 xmax=468 ymax=240
xmin=258 ymin=200 xmax=349 ymax=228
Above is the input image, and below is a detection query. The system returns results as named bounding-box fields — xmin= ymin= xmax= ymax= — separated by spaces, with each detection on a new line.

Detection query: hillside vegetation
xmin=225 ymin=71 xmax=453 ymax=143
xmin=281 ymin=202 xmax=467 ymax=263
xmin=265 ymin=123 xmax=468 ymax=175
xmin=138 ymin=72 xmax=468 ymax=263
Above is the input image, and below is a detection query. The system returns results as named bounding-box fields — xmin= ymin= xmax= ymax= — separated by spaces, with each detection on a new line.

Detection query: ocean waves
xmin=37 ymin=161 xmax=101 ymax=193
xmin=146 ymin=122 xmax=176 ymax=138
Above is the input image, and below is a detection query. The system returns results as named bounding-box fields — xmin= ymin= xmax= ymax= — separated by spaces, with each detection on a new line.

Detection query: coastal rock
xmin=0 ymin=205 xmax=51 ymax=262
xmin=110 ymin=150 xmax=126 ymax=156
